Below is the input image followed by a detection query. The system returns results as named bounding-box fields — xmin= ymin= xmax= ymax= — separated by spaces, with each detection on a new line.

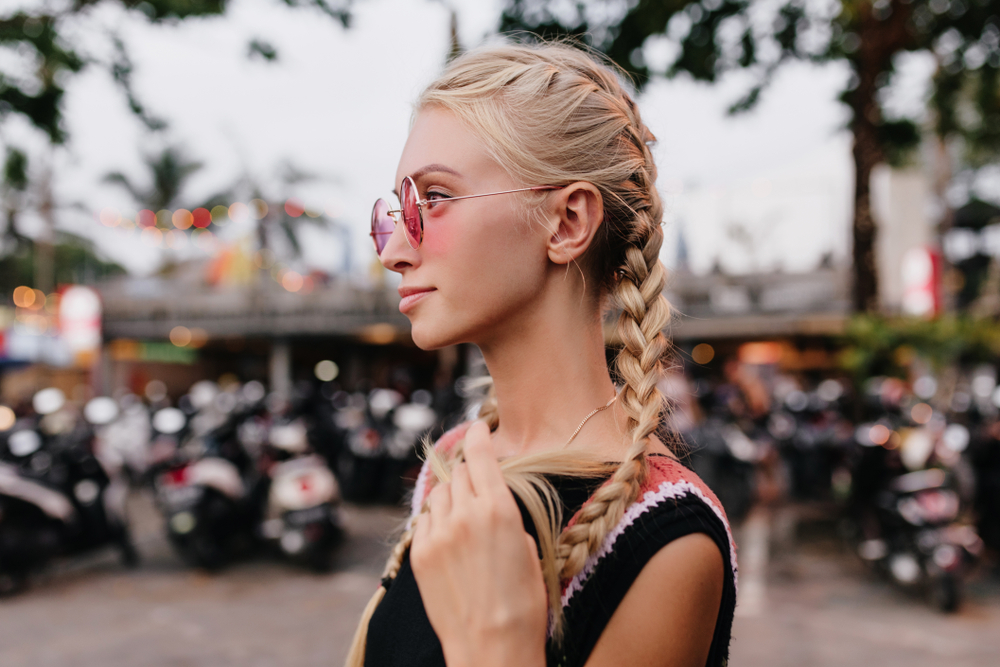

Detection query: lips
xmin=398 ymin=287 xmax=436 ymax=314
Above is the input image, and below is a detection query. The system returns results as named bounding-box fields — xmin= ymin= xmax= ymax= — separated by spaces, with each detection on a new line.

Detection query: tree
xmin=500 ymin=0 xmax=1000 ymax=312
xmin=0 ymin=1 xmax=352 ymax=143
xmin=104 ymin=146 xmax=206 ymax=212
xmin=1 ymin=0 xmax=353 ymax=289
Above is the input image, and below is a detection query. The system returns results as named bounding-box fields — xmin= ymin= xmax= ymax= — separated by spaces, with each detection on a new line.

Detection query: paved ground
xmin=0 ymin=492 xmax=997 ymax=666
xmin=729 ymin=506 xmax=1000 ymax=667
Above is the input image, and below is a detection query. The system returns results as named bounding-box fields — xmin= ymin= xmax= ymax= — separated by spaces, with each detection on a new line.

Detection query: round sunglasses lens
xmin=371 ymin=199 xmax=393 ymax=255
xmin=400 ymin=178 xmax=422 ymax=249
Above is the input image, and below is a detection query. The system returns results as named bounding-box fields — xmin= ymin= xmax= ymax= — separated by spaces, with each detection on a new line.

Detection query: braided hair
xmin=345 ymin=41 xmax=672 ymax=667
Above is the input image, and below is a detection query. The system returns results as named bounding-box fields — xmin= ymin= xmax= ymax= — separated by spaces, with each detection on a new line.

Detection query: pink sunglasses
xmin=371 ymin=175 xmax=561 ymax=255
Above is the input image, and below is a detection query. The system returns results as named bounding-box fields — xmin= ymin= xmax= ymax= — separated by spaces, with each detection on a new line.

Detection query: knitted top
xmin=365 ymin=423 xmax=738 ymax=667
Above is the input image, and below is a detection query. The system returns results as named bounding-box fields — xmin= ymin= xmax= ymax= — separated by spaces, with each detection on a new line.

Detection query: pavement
xmin=0 ymin=491 xmax=998 ymax=667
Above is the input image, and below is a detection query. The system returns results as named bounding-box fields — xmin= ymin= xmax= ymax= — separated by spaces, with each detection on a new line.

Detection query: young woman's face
xmin=380 ymin=107 xmax=552 ymax=350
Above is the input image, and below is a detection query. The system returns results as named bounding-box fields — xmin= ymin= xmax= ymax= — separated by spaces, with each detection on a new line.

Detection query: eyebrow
xmin=392 ymin=164 xmax=462 ymax=196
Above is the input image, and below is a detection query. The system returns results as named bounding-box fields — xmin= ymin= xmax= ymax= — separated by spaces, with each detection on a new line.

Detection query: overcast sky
xmin=7 ymin=0 xmax=936 ymax=280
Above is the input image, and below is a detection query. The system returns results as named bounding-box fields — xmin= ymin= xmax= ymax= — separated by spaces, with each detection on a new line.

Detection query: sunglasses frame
xmin=371 ymin=175 xmax=562 ymax=255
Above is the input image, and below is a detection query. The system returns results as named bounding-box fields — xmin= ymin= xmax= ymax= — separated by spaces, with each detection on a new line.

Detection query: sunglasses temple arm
xmin=418 ymin=185 xmax=562 ymax=205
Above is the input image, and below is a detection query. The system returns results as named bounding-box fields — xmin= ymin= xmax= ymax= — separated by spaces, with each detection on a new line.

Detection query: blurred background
xmin=1 ymin=0 xmax=1000 ymax=665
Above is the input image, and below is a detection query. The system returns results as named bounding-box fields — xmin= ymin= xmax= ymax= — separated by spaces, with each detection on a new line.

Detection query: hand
xmin=410 ymin=421 xmax=548 ymax=667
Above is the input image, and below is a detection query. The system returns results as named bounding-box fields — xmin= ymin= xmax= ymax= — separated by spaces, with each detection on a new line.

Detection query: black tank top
xmin=364 ymin=464 xmax=735 ymax=667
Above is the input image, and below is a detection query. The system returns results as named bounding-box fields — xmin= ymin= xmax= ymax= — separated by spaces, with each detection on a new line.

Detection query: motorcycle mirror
xmin=153 ymin=407 xmax=186 ymax=435
xmin=84 ymin=397 xmax=120 ymax=425
xmin=32 ymin=387 xmax=66 ymax=415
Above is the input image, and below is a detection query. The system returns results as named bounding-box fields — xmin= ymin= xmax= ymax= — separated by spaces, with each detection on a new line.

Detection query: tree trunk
xmin=849 ymin=0 xmax=916 ymax=313
xmin=852 ymin=122 xmax=881 ymax=313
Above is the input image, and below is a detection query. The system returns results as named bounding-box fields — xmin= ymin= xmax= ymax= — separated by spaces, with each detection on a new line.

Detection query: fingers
xmin=463 ymin=420 xmax=508 ymax=500
xmin=428 ymin=481 xmax=452 ymax=530
xmin=451 ymin=461 xmax=474 ymax=506
xmin=411 ymin=511 xmax=430 ymax=565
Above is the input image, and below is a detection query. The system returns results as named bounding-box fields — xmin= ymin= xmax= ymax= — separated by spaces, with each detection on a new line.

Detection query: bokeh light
xmin=211 ymin=205 xmax=229 ymax=224
xmin=281 ymin=270 xmax=304 ymax=292
xmin=314 ymin=360 xmax=339 ymax=382
xmin=196 ymin=230 xmax=216 ymax=251
xmin=189 ymin=327 xmax=209 ymax=348
xmin=692 ymin=343 xmax=715 ymax=364
xmin=12 ymin=285 xmax=35 ymax=308
xmin=911 ymin=402 xmax=933 ymax=424
xmin=192 ymin=207 xmax=212 ymax=228
xmin=0 ymin=405 xmax=15 ymax=431
xmin=138 ymin=209 xmax=156 ymax=227
xmin=30 ymin=290 xmax=46 ymax=310
xmin=156 ymin=209 xmax=172 ymax=228
xmin=228 ymin=202 xmax=250 ymax=223
xmin=100 ymin=207 xmax=121 ymax=227
xmin=250 ymin=199 xmax=268 ymax=220
xmin=869 ymin=424 xmax=891 ymax=446
xmin=305 ymin=208 xmax=322 ymax=218
xmin=172 ymin=208 xmax=193 ymax=230
xmin=284 ymin=198 xmax=304 ymax=217
xmin=44 ymin=293 xmax=59 ymax=314
xmin=169 ymin=325 xmax=192 ymax=347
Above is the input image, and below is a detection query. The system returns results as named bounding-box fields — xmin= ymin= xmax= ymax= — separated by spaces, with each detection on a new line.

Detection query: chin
xmin=407 ymin=317 xmax=468 ymax=351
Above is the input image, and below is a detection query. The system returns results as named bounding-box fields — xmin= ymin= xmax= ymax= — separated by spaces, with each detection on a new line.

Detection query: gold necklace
xmin=562 ymin=391 xmax=619 ymax=448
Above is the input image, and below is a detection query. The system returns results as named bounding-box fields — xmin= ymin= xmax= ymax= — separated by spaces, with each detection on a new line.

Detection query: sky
xmin=5 ymin=0 xmax=928 ymax=281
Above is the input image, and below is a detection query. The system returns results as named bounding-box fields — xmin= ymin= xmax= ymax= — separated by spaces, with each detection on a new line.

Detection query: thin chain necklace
xmin=562 ymin=391 xmax=619 ymax=448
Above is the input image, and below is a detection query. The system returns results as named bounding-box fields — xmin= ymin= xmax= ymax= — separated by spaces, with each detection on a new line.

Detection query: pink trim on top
xmin=406 ymin=422 xmax=471 ymax=530
xmin=557 ymin=457 xmax=738 ymax=611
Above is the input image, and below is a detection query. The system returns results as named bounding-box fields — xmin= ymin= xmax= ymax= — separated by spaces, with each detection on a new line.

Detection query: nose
xmin=378 ymin=220 xmax=419 ymax=273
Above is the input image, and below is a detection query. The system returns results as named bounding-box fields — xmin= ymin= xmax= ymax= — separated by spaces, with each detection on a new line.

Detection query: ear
xmin=544 ymin=182 xmax=604 ymax=266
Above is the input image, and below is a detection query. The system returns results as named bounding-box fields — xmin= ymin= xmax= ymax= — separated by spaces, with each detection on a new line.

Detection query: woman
xmin=348 ymin=42 xmax=737 ymax=667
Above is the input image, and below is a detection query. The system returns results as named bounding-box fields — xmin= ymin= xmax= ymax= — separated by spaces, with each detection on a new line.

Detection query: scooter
xmin=684 ymin=417 xmax=763 ymax=524
xmin=151 ymin=385 xmax=257 ymax=570
xmin=851 ymin=418 xmax=982 ymax=612
xmin=0 ymin=389 xmax=137 ymax=595
xmin=257 ymin=417 xmax=343 ymax=571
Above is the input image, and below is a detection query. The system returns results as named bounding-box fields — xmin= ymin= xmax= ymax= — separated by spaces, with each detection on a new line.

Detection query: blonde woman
xmin=350 ymin=42 xmax=737 ymax=667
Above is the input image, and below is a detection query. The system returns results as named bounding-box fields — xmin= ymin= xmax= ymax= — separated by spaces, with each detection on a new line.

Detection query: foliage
xmin=103 ymin=146 xmax=205 ymax=212
xmin=1 ymin=1 xmax=353 ymax=142
xmin=0 ymin=232 xmax=127 ymax=295
xmin=840 ymin=314 xmax=1000 ymax=380
xmin=1 ymin=0 xmax=354 ymax=286
xmin=500 ymin=1 xmax=997 ymax=146
xmin=501 ymin=0 xmax=1000 ymax=312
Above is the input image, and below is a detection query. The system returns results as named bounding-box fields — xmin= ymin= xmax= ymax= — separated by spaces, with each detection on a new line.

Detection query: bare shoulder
xmin=584 ymin=532 xmax=724 ymax=667
xmin=645 ymin=433 xmax=678 ymax=459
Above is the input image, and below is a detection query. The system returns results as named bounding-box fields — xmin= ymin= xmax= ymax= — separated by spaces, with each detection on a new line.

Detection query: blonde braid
xmin=555 ymin=162 xmax=670 ymax=582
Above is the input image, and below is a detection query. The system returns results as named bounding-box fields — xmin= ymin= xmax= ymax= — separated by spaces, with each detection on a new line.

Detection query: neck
xmin=476 ymin=286 xmax=625 ymax=458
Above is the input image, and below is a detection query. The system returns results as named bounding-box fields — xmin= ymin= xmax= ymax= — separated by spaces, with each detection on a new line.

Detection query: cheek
xmin=420 ymin=217 xmax=455 ymax=257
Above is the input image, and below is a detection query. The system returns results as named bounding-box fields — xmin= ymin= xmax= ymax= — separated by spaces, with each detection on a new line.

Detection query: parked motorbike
xmin=256 ymin=417 xmax=343 ymax=571
xmin=850 ymin=416 xmax=982 ymax=612
xmin=684 ymin=417 xmax=763 ymax=524
xmin=0 ymin=389 xmax=137 ymax=595
xmin=151 ymin=384 xmax=258 ymax=570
